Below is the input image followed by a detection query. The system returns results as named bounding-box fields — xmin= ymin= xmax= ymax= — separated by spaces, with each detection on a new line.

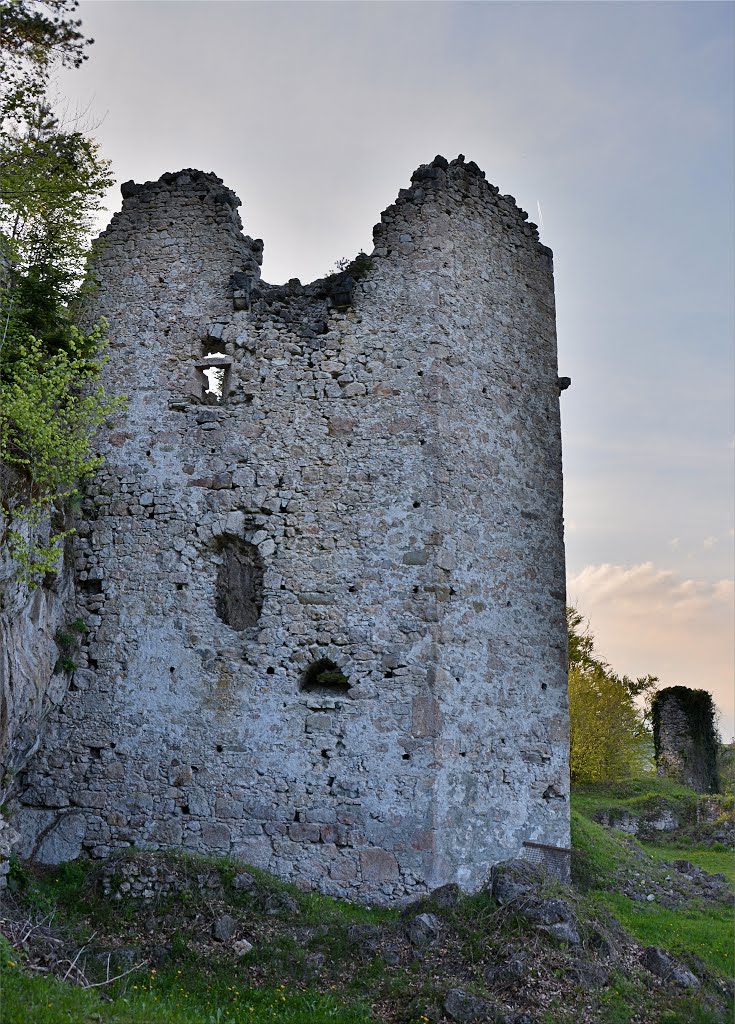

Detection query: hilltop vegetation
xmin=2 ymin=777 xmax=732 ymax=1024
xmin=567 ymin=608 xmax=659 ymax=784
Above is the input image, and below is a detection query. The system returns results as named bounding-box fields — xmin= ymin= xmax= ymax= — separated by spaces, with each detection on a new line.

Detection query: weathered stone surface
xmin=538 ymin=919 xmax=581 ymax=945
xmin=406 ymin=911 xmax=441 ymax=947
xmin=0 ymin=485 xmax=77 ymax=880
xmin=490 ymin=859 xmax=546 ymax=904
xmin=567 ymin=960 xmax=610 ymax=988
xmin=0 ymin=816 xmax=20 ymax=886
xmin=522 ymin=896 xmax=572 ymax=925
xmin=9 ymin=158 xmax=569 ymax=905
xmin=212 ymin=913 xmax=237 ymax=942
xmin=232 ymin=870 xmax=258 ymax=892
xmin=594 ymin=805 xmax=679 ymax=837
xmin=654 ymin=687 xmax=719 ymax=794
xmin=360 ymin=848 xmax=400 ymax=883
xmin=642 ymin=946 xmax=700 ymax=988
xmin=429 ymin=882 xmax=461 ymax=909
xmin=520 ymin=894 xmax=581 ymax=944
xmin=485 ymin=953 xmax=528 ymax=989
xmin=34 ymin=811 xmax=86 ymax=865
xmin=346 ymin=923 xmax=383 ymax=958
xmin=265 ymin=893 xmax=299 ymax=917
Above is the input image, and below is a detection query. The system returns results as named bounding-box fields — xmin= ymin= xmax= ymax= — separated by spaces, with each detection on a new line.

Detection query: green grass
xmin=572 ymin=777 xmax=700 ymax=812
xmin=8 ymin=857 xmax=91 ymax=915
xmin=570 ymin=809 xmax=631 ymax=890
xmin=571 ymin=777 xmax=733 ymax=831
xmin=659 ymin=1006 xmax=733 ymax=1024
xmin=571 ymin=781 xmax=735 ymax=981
xmin=571 ymin=781 xmax=697 ymax=834
xmin=597 ymin=890 xmax=734 ymax=978
xmin=542 ymin=967 xmax=727 ymax=1024
xmin=0 ymin=939 xmax=371 ymax=1024
xmin=3 ymin=856 xmax=382 ymax=1023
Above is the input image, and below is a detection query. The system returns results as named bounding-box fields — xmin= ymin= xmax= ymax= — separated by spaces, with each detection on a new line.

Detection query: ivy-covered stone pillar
xmin=652 ymin=686 xmax=720 ymax=794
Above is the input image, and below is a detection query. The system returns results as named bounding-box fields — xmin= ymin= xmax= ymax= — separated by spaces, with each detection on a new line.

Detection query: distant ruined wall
xmin=654 ymin=686 xmax=719 ymax=795
xmin=12 ymin=156 xmax=570 ymax=903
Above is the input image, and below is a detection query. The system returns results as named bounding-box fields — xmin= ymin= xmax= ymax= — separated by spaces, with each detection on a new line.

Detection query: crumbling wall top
xmin=372 ymin=154 xmax=552 ymax=260
xmin=119 ymin=168 xmax=242 ymax=211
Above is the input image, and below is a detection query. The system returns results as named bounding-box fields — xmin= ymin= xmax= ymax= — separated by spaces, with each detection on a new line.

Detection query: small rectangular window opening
xmin=194 ymin=352 xmax=232 ymax=404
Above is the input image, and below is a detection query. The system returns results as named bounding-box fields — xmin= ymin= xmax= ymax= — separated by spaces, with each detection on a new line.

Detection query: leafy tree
xmin=0 ymin=0 xmax=90 ymax=120
xmin=1 ymin=327 xmax=123 ymax=581
xmin=0 ymin=0 xmax=121 ymax=585
xmin=1 ymin=100 xmax=112 ymax=357
xmin=567 ymin=607 xmax=657 ymax=783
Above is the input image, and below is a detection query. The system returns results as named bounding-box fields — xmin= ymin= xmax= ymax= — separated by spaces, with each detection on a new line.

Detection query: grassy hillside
xmin=1 ymin=779 xmax=732 ymax=1024
xmin=570 ymin=782 xmax=734 ymax=982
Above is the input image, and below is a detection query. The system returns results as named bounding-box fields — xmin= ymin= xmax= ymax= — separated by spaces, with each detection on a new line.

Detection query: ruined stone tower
xmin=653 ymin=686 xmax=720 ymax=794
xmin=14 ymin=156 xmax=570 ymax=903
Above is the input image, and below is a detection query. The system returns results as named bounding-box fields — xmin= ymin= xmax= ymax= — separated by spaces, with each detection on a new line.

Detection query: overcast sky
xmin=60 ymin=0 xmax=734 ymax=736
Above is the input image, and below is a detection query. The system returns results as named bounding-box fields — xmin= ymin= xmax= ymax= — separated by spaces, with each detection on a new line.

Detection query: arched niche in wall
xmin=301 ymin=658 xmax=350 ymax=695
xmin=214 ymin=537 xmax=264 ymax=629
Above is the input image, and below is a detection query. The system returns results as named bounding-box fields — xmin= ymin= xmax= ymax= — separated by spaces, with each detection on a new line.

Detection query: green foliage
xmin=567 ymin=607 xmax=656 ymax=783
xmin=0 ymin=103 xmax=113 ymax=355
xmin=55 ymin=618 xmax=87 ymax=650
xmin=5 ymin=843 xmax=733 ymax=1024
xmin=572 ymin=775 xmax=700 ymax=808
xmin=0 ymin=326 xmax=124 ymax=585
xmin=0 ymin=0 xmax=90 ymax=121
xmin=345 ymin=251 xmax=371 ymax=281
xmin=572 ymin=780 xmax=735 ymax=979
xmin=0 ymin=0 xmax=120 ymax=587
xmin=0 ymin=951 xmax=371 ymax=1024
xmin=569 ymin=809 xmax=631 ymax=890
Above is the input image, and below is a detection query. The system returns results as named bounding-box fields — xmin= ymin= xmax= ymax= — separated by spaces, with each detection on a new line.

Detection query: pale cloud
xmin=568 ymin=562 xmax=735 ymax=740
xmin=703 ymin=536 xmax=719 ymax=549
xmin=669 ymin=537 xmax=680 ymax=549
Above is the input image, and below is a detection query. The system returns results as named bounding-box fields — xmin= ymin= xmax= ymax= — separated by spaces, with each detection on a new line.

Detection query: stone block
xmin=360 ymin=848 xmax=399 ymax=882
xmin=34 ymin=812 xmax=86 ymax=865
xmin=412 ymin=695 xmax=442 ymax=738
xmin=200 ymin=822 xmax=231 ymax=850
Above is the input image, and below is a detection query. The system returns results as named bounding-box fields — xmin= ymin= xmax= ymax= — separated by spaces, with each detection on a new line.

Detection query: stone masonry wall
xmin=12 ymin=157 xmax=570 ymax=903
xmin=0 ymin=486 xmax=77 ymax=882
xmin=654 ymin=687 xmax=719 ymax=795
